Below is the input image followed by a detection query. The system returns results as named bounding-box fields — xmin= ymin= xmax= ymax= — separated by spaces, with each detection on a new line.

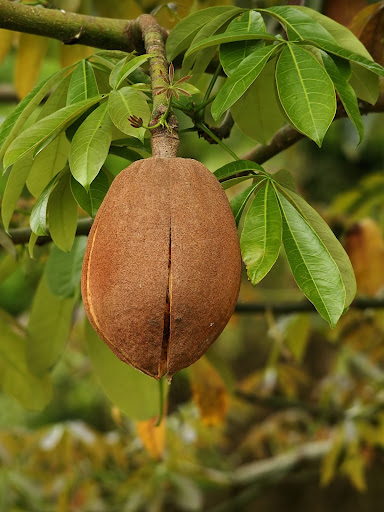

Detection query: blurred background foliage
xmin=1 ymin=0 xmax=384 ymax=510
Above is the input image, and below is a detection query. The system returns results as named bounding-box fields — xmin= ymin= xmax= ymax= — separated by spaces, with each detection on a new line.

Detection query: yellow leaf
xmin=341 ymin=444 xmax=367 ymax=492
xmin=14 ymin=33 xmax=50 ymax=99
xmin=321 ymin=433 xmax=343 ymax=486
xmin=345 ymin=218 xmax=384 ymax=296
xmin=189 ymin=356 xmax=228 ymax=426
xmin=60 ymin=44 xmax=94 ymax=68
xmin=0 ymin=29 xmax=14 ymax=66
xmin=136 ymin=416 xmax=165 ymax=460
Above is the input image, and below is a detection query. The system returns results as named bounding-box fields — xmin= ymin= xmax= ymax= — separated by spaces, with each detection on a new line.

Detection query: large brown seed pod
xmin=81 ymin=157 xmax=242 ymax=379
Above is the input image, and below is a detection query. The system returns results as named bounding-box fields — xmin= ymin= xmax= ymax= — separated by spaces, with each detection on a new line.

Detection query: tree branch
xmin=0 ymin=0 xmax=146 ymax=52
xmin=181 ymin=439 xmax=331 ymax=488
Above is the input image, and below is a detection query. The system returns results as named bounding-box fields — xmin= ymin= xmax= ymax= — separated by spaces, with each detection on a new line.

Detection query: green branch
xmin=0 ymin=0 xmax=147 ymax=52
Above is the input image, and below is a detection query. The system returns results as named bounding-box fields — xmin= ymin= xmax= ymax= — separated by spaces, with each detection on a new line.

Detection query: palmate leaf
xmin=230 ymin=179 xmax=265 ymax=226
xmin=276 ymin=191 xmax=345 ymax=327
xmin=67 ymin=59 xmax=99 ymax=105
xmin=70 ymin=170 xmax=110 ymax=217
xmin=231 ymin=58 xmax=287 ymax=145
xmin=276 ymin=184 xmax=356 ymax=308
xmin=26 ymin=133 xmax=70 ymax=198
xmin=212 ymin=44 xmax=280 ymax=122
xmin=220 ymin=11 xmax=267 ymax=76
xmin=262 ymin=6 xmax=384 ymax=77
xmin=109 ymin=54 xmax=152 ymax=90
xmin=47 ymin=172 xmax=78 ymax=252
xmin=166 ymin=6 xmax=244 ymax=61
xmin=182 ymin=8 xmax=244 ymax=78
xmin=214 ymin=160 xmax=266 ymax=181
xmin=3 ymin=96 xmax=102 ymax=170
xmin=240 ymin=181 xmax=282 ymax=285
xmin=0 ymin=67 xmax=71 ymax=162
xmin=1 ymin=154 xmax=33 ymax=232
xmin=275 ymin=44 xmax=336 ymax=146
xmin=321 ymin=52 xmax=364 ymax=143
xmin=184 ymin=30 xmax=278 ymax=58
xmin=30 ymin=171 xmax=62 ymax=236
xmin=69 ymin=101 xmax=112 ymax=189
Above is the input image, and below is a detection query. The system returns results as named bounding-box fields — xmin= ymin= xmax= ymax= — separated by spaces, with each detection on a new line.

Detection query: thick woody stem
xmin=137 ymin=14 xmax=179 ymax=158
xmin=0 ymin=0 xmax=143 ymax=51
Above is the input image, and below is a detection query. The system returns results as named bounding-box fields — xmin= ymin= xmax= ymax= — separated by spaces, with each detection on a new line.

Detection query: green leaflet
xmin=26 ymin=133 xmax=70 ymax=197
xmin=70 ymin=170 xmax=110 ymax=217
xmin=0 ymin=311 xmax=53 ymax=409
xmin=230 ymin=181 xmax=264 ymax=226
xmin=85 ymin=320 xmax=159 ymax=420
xmin=27 ymin=273 xmax=76 ymax=376
xmin=349 ymin=64 xmax=379 ymax=105
xmin=109 ymin=54 xmax=152 ymax=90
xmin=275 ymin=44 xmax=336 ymax=146
xmin=184 ymin=31 xmax=278 ymax=58
xmin=182 ymin=8 xmax=244 ymax=78
xmin=214 ymin=160 xmax=266 ymax=181
xmin=272 ymin=169 xmax=296 ymax=192
xmin=276 ymin=185 xmax=356 ymax=308
xmin=108 ymin=87 xmax=150 ymax=141
xmin=231 ymin=58 xmax=286 ymax=145
xmin=262 ymin=6 xmax=384 ymax=77
xmin=293 ymin=6 xmax=373 ymax=59
xmin=38 ymin=73 xmax=72 ymax=120
xmin=220 ymin=11 xmax=266 ymax=76
xmin=212 ymin=44 xmax=280 ymax=122
xmin=69 ymin=102 xmax=112 ymax=189
xmin=67 ymin=59 xmax=99 ymax=105
xmin=45 ymin=236 xmax=87 ymax=298
xmin=30 ymin=172 xmax=62 ymax=236
xmin=48 ymin=172 xmax=78 ymax=252
xmin=166 ymin=6 xmax=244 ymax=61
xmin=1 ymin=154 xmax=33 ymax=232
xmin=277 ymin=191 xmax=345 ymax=327
xmin=0 ymin=68 xmax=71 ymax=162
xmin=221 ymin=176 xmax=254 ymax=190
xmin=3 ymin=96 xmax=103 ymax=170
xmin=240 ymin=181 xmax=282 ymax=285
xmin=321 ymin=52 xmax=364 ymax=143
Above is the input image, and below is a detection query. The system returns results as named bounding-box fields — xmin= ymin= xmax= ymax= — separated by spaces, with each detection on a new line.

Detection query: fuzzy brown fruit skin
xmin=81 ymin=157 xmax=242 ymax=379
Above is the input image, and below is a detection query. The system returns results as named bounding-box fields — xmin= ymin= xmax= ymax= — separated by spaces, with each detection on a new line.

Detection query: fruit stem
xmin=155 ymin=377 xmax=165 ymax=427
xmin=137 ymin=14 xmax=179 ymax=158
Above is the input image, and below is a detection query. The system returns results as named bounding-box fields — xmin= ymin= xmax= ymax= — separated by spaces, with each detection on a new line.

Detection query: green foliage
xmin=240 ymin=181 xmax=282 ymax=285
xmin=85 ymin=320 xmax=160 ymax=420
xmin=108 ymin=86 xmax=150 ymax=141
xmin=45 ymin=236 xmax=87 ymax=297
xmin=69 ymin=102 xmax=112 ymax=189
xmin=27 ymin=273 xmax=76 ymax=375
xmin=219 ymin=11 xmax=266 ymax=76
xmin=215 ymin=160 xmax=356 ymax=326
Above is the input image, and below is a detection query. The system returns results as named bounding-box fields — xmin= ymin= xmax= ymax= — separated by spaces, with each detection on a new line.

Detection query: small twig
xmin=197 ymin=123 xmax=239 ymax=160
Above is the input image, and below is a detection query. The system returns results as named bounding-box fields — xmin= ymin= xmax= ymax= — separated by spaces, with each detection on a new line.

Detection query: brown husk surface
xmin=82 ymin=158 xmax=241 ymax=379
